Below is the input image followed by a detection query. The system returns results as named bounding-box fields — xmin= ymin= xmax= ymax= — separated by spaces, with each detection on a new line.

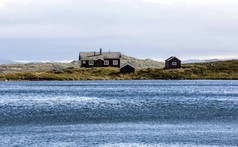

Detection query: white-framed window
xmin=104 ymin=60 xmax=109 ymax=65
xmin=172 ymin=62 xmax=177 ymax=66
xmin=82 ymin=60 xmax=86 ymax=64
xmin=89 ymin=60 xmax=94 ymax=65
xmin=113 ymin=60 xmax=119 ymax=65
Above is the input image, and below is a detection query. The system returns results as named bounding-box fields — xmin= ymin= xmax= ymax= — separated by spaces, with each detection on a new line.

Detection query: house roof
xmin=165 ymin=56 xmax=181 ymax=62
xmin=79 ymin=52 xmax=121 ymax=60
xmin=120 ymin=63 xmax=135 ymax=69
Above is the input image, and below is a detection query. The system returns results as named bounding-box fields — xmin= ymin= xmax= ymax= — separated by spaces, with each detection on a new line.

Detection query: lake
xmin=0 ymin=80 xmax=238 ymax=147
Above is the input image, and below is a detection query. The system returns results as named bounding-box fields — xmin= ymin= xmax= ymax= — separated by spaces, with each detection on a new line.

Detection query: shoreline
xmin=1 ymin=79 xmax=238 ymax=82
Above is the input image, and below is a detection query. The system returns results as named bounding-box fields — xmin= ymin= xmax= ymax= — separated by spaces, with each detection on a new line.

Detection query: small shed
xmin=120 ymin=63 xmax=135 ymax=74
xmin=165 ymin=56 xmax=181 ymax=69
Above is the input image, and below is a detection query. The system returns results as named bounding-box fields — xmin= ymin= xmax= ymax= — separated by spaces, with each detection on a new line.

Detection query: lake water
xmin=0 ymin=80 xmax=238 ymax=147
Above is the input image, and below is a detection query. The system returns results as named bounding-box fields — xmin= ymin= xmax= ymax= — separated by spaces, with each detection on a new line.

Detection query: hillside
xmin=121 ymin=55 xmax=164 ymax=68
xmin=0 ymin=56 xmax=164 ymax=73
xmin=0 ymin=62 xmax=81 ymax=74
xmin=0 ymin=60 xmax=238 ymax=81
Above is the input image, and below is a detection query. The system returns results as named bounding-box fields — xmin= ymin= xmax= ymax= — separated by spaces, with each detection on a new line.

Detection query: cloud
xmin=0 ymin=0 xmax=32 ymax=9
xmin=144 ymin=0 xmax=173 ymax=5
xmin=0 ymin=0 xmax=238 ymax=60
xmin=144 ymin=0 xmax=238 ymax=5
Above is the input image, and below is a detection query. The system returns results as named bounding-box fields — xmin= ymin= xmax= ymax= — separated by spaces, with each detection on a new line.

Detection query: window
xmin=172 ymin=62 xmax=177 ymax=66
xmin=89 ymin=60 xmax=94 ymax=65
xmin=104 ymin=60 xmax=109 ymax=65
xmin=113 ymin=60 xmax=118 ymax=65
xmin=82 ymin=60 xmax=86 ymax=64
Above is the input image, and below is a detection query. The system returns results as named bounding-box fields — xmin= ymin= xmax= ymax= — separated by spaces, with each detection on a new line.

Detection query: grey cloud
xmin=0 ymin=0 xmax=238 ymax=60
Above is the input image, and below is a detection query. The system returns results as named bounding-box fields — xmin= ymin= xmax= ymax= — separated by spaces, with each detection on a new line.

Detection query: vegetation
xmin=0 ymin=60 xmax=238 ymax=81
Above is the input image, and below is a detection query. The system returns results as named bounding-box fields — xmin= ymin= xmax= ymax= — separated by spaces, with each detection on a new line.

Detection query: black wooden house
xmin=120 ymin=63 xmax=135 ymax=74
xmin=165 ymin=56 xmax=181 ymax=69
xmin=79 ymin=49 xmax=121 ymax=68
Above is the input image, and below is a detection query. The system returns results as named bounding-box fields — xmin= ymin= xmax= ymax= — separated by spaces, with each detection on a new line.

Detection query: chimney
xmin=100 ymin=48 xmax=102 ymax=55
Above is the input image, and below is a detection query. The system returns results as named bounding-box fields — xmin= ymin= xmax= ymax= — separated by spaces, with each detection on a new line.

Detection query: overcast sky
xmin=0 ymin=0 xmax=238 ymax=61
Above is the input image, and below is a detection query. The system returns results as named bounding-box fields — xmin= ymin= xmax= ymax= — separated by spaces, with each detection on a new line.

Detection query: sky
xmin=0 ymin=0 xmax=238 ymax=61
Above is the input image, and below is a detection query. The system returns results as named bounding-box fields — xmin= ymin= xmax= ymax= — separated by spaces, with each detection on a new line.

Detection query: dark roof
xmin=120 ymin=63 xmax=135 ymax=68
xmin=79 ymin=52 xmax=121 ymax=60
xmin=165 ymin=56 xmax=181 ymax=62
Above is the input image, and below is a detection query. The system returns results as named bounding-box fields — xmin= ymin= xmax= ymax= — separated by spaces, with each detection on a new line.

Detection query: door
xmin=96 ymin=59 xmax=104 ymax=67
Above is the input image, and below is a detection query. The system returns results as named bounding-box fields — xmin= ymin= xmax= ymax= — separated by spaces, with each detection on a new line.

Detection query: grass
xmin=0 ymin=60 xmax=238 ymax=81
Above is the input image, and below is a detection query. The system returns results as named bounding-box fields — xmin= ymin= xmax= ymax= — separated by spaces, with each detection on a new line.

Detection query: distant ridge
xmin=182 ymin=58 xmax=238 ymax=64
xmin=0 ymin=55 xmax=164 ymax=73
xmin=2 ymin=56 xmax=236 ymax=74
xmin=0 ymin=60 xmax=15 ymax=65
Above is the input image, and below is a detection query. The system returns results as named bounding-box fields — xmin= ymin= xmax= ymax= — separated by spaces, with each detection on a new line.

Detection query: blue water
xmin=0 ymin=80 xmax=238 ymax=147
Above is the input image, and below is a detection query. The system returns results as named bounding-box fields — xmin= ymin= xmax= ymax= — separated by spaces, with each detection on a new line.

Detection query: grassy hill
xmin=0 ymin=55 xmax=164 ymax=74
xmin=0 ymin=60 xmax=238 ymax=81
xmin=0 ymin=62 xmax=81 ymax=74
xmin=121 ymin=55 xmax=164 ymax=68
